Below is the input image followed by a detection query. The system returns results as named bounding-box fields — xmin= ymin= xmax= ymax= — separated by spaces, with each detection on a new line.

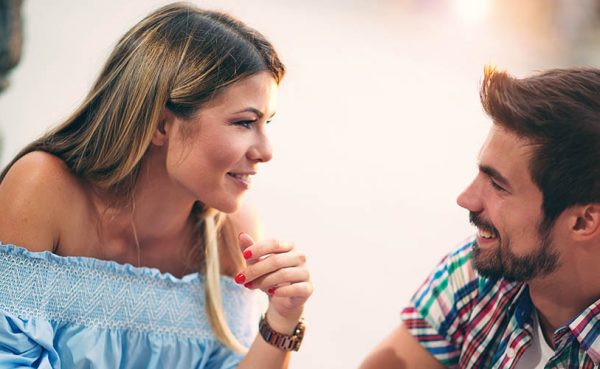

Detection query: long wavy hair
xmin=0 ymin=2 xmax=285 ymax=352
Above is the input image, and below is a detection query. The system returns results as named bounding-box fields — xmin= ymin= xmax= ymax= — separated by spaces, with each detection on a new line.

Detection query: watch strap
xmin=258 ymin=315 xmax=305 ymax=352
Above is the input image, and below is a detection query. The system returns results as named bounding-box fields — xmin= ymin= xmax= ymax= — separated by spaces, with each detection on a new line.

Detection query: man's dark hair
xmin=480 ymin=66 xmax=600 ymax=228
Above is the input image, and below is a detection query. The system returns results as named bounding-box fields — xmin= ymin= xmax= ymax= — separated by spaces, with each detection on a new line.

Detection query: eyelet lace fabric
xmin=0 ymin=243 xmax=258 ymax=369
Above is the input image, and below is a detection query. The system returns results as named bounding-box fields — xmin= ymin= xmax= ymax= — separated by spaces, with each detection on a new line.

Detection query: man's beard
xmin=469 ymin=212 xmax=561 ymax=282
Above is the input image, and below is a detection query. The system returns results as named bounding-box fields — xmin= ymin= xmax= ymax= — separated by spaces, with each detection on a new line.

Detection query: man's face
xmin=457 ymin=125 xmax=560 ymax=282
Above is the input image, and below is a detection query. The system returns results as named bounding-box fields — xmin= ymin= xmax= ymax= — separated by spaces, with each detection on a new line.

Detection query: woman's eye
xmin=234 ymin=120 xmax=256 ymax=129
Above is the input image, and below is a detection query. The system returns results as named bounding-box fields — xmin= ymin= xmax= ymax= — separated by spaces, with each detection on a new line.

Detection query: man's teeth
xmin=478 ymin=228 xmax=495 ymax=239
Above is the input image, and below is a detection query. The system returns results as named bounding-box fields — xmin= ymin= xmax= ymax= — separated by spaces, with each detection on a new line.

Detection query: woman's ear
xmin=151 ymin=108 xmax=176 ymax=146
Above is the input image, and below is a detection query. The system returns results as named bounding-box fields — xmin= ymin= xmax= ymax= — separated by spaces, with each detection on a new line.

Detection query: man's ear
xmin=151 ymin=108 xmax=176 ymax=146
xmin=570 ymin=204 xmax=600 ymax=241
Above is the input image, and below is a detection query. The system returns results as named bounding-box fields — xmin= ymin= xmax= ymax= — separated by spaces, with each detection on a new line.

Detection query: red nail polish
xmin=235 ymin=273 xmax=246 ymax=284
xmin=243 ymin=250 xmax=252 ymax=260
xmin=244 ymin=282 xmax=253 ymax=288
xmin=267 ymin=287 xmax=276 ymax=295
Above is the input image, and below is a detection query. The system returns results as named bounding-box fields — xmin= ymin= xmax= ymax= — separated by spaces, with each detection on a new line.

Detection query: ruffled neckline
xmin=0 ymin=242 xmax=237 ymax=286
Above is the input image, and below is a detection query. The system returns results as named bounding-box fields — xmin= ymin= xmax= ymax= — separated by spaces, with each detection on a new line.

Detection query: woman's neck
xmin=88 ymin=153 xmax=202 ymax=274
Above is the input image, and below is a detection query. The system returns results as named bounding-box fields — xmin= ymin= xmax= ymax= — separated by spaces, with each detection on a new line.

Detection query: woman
xmin=0 ymin=3 xmax=311 ymax=368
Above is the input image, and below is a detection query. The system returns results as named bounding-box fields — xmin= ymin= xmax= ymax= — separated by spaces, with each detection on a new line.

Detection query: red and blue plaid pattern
xmin=401 ymin=239 xmax=600 ymax=369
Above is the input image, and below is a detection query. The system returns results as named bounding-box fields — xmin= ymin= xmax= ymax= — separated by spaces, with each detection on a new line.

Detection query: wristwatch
xmin=258 ymin=315 xmax=305 ymax=352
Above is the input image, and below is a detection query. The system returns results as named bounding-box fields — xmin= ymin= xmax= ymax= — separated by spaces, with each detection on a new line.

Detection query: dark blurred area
xmin=0 ymin=0 xmax=23 ymax=94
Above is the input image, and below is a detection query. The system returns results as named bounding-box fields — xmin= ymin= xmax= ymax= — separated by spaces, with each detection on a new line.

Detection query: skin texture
xmin=0 ymin=72 xmax=312 ymax=369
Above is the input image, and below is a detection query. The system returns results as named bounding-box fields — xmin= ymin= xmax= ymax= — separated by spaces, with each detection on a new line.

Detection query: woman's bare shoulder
xmin=0 ymin=151 xmax=86 ymax=251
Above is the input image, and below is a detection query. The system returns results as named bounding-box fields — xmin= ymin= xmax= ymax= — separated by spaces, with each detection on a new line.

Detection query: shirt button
xmin=507 ymin=348 xmax=516 ymax=358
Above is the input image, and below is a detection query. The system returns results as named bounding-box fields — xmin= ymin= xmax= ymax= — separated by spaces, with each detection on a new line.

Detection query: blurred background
xmin=1 ymin=0 xmax=599 ymax=368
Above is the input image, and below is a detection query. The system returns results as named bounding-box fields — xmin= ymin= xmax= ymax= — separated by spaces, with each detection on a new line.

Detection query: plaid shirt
xmin=401 ymin=239 xmax=600 ymax=369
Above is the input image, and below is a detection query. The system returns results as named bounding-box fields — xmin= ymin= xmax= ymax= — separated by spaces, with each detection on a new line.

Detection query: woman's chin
xmin=205 ymin=198 xmax=243 ymax=214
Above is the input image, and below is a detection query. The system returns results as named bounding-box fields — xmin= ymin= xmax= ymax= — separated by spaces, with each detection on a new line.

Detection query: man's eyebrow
xmin=233 ymin=107 xmax=276 ymax=119
xmin=479 ymin=164 xmax=512 ymax=189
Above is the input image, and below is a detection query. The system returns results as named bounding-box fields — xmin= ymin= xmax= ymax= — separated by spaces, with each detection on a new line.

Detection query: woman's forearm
xmin=238 ymin=334 xmax=292 ymax=369
xmin=237 ymin=311 xmax=300 ymax=369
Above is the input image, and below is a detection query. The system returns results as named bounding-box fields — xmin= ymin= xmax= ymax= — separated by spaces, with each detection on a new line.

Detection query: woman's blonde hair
xmin=0 ymin=2 xmax=284 ymax=352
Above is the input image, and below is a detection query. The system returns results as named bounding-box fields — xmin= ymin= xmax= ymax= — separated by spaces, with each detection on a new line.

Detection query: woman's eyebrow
xmin=233 ymin=107 xmax=276 ymax=119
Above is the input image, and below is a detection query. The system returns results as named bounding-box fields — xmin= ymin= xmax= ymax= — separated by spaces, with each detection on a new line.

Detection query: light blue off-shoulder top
xmin=0 ymin=243 xmax=259 ymax=369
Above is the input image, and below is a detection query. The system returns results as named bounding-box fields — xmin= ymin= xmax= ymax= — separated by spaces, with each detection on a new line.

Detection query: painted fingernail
xmin=243 ymin=250 xmax=252 ymax=260
xmin=244 ymin=282 xmax=253 ymax=289
xmin=267 ymin=287 xmax=276 ymax=295
xmin=234 ymin=273 xmax=246 ymax=284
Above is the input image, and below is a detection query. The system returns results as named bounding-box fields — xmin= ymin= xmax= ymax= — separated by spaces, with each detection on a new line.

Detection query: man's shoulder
xmin=441 ymin=237 xmax=475 ymax=269
xmin=404 ymin=238 xmax=529 ymax=368
xmin=429 ymin=238 xmax=477 ymax=288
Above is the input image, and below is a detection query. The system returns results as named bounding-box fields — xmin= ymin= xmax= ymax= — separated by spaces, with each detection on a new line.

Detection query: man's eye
xmin=490 ymin=179 xmax=506 ymax=192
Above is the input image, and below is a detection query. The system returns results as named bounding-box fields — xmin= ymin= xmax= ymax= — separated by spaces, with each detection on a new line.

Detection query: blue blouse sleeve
xmin=0 ymin=312 xmax=59 ymax=368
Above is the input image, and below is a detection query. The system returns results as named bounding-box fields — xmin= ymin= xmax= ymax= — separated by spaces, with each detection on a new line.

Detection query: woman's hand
xmin=235 ymin=233 xmax=312 ymax=332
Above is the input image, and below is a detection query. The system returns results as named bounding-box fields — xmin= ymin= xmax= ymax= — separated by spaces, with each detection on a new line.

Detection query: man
xmin=361 ymin=66 xmax=600 ymax=369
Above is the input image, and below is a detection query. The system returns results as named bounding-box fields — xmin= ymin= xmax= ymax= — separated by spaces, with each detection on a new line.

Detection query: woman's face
xmin=163 ymin=71 xmax=278 ymax=213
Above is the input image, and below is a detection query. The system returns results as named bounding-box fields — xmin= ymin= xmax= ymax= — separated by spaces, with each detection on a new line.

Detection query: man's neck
xmin=528 ymin=257 xmax=600 ymax=347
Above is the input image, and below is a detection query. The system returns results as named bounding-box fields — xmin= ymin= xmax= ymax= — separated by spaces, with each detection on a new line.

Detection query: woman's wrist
xmin=265 ymin=306 xmax=304 ymax=334
xmin=259 ymin=310 xmax=306 ymax=352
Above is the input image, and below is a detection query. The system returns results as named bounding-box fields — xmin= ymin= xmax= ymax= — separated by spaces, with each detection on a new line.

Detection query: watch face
xmin=290 ymin=319 xmax=305 ymax=351
xmin=295 ymin=320 xmax=306 ymax=337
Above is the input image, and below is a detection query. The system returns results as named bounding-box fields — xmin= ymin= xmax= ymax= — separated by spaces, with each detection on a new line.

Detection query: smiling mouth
xmin=227 ymin=172 xmax=253 ymax=187
xmin=470 ymin=213 xmax=499 ymax=242
xmin=477 ymin=227 xmax=498 ymax=240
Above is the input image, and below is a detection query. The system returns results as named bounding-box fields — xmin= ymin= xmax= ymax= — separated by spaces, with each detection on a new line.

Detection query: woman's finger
xmin=243 ymin=266 xmax=309 ymax=290
xmin=241 ymin=238 xmax=295 ymax=262
xmin=271 ymin=282 xmax=313 ymax=299
xmin=236 ymin=250 xmax=307 ymax=285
